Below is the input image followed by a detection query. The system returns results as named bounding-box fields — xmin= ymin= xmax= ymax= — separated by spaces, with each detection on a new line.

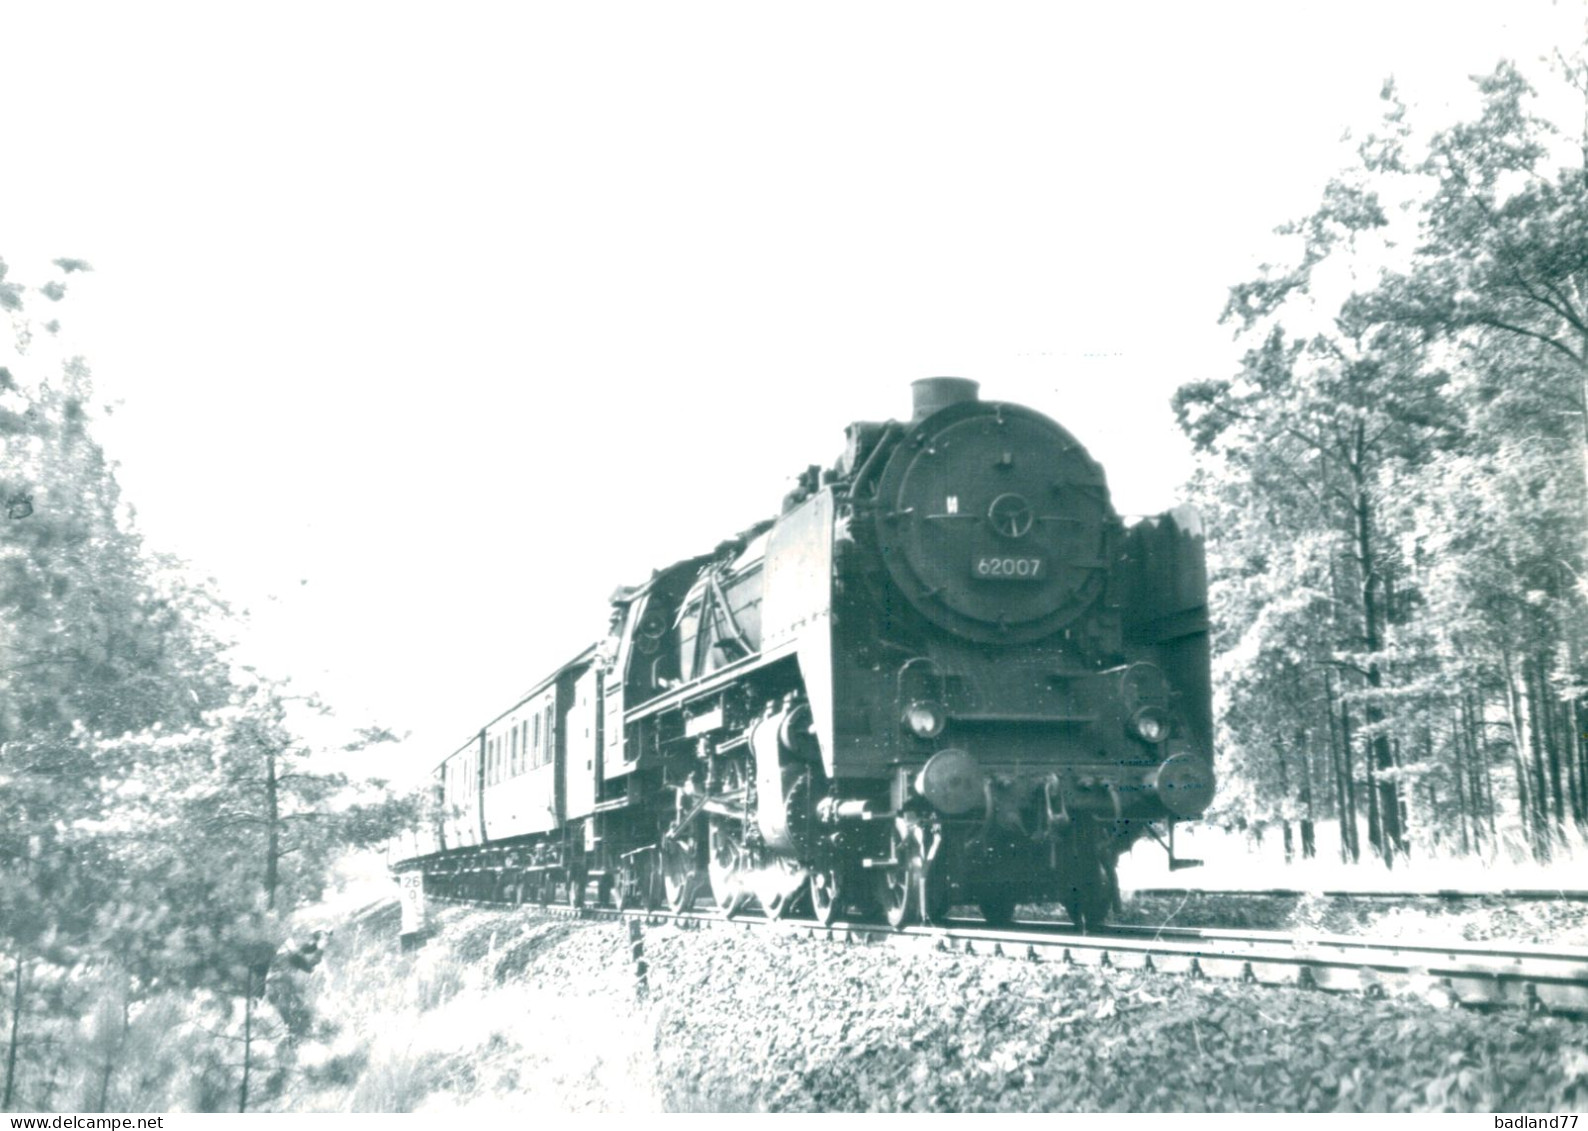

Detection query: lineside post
xmin=400 ymin=869 xmax=429 ymax=951
xmin=628 ymin=918 xmax=648 ymax=1000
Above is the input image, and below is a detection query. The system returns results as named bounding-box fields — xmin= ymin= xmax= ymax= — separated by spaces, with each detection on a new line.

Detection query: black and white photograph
xmin=3 ymin=0 xmax=1588 ymax=1115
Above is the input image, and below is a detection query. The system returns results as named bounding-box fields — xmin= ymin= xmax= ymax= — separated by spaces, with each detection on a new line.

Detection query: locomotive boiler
xmin=393 ymin=378 xmax=1214 ymax=931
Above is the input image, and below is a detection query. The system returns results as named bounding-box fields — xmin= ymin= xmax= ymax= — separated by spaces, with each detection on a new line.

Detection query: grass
xmin=1118 ymin=818 xmax=1588 ymax=895
xmin=274 ymin=902 xmax=660 ymax=1112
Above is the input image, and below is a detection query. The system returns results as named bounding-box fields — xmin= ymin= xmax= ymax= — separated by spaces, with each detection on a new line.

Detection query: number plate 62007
xmin=972 ymin=555 xmax=1046 ymax=581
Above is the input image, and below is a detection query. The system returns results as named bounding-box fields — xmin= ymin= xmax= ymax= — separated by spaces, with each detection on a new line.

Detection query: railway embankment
xmin=271 ymin=899 xmax=1588 ymax=1113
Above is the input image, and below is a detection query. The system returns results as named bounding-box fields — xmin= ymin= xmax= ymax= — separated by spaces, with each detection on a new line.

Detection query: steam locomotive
xmin=390 ymin=378 xmax=1213 ymax=930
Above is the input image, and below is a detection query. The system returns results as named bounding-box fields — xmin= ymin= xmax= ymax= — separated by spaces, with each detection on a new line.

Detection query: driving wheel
xmin=708 ymin=817 xmax=749 ymax=918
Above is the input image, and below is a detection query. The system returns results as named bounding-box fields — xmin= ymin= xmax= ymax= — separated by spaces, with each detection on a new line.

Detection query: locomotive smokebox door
xmin=872 ymin=398 xmax=1111 ymax=644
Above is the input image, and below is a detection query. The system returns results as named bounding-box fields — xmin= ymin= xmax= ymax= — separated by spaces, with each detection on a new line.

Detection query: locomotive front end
xmin=824 ymin=379 xmax=1214 ymax=928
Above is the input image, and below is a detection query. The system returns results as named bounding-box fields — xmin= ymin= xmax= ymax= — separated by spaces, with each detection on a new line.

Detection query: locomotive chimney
xmin=911 ymin=377 xmax=979 ymax=421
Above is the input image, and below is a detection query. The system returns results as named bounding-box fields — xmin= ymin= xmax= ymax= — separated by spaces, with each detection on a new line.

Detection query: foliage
xmin=1177 ymin=54 xmax=1588 ymax=865
xmin=0 ymin=258 xmax=415 ymax=1112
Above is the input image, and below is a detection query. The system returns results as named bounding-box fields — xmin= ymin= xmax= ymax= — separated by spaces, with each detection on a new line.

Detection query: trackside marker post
xmin=629 ymin=918 xmax=648 ymax=1000
xmin=400 ymin=870 xmax=429 ymax=950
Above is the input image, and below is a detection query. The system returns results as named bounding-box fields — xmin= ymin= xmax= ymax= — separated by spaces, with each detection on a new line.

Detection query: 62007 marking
xmin=974 ymin=556 xmax=1045 ymax=580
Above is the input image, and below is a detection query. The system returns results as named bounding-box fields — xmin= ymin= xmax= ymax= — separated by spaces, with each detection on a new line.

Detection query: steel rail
xmin=1130 ymin=887 xmax=1588 ymax=902
xmin=1089 ymin=921 xmax=1588 ymax=962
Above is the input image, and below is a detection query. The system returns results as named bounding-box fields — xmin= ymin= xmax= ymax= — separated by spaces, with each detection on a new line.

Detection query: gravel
xmin=319 ymin=901 xmax=1588 ymax=1112
xmin=640 ymin=918 xmax=1588 ymax=1112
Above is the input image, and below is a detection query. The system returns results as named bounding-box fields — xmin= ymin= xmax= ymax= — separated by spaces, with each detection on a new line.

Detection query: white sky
xmin=3 ymin=0 xmax=1585 ymax=784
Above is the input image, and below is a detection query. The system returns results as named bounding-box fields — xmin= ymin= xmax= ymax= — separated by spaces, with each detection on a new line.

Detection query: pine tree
xmin=1 ymin=258 xmax=412 ymax=1110
xmin=1177 ymin=55 xmax=1587 ymax=863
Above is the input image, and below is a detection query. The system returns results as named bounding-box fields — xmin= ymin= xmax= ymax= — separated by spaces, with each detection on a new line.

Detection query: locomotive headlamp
xmin=902 ymin=700 xmax=948 ymax=739
xmin=1129 ymin=706 xmax=1169 ymax=745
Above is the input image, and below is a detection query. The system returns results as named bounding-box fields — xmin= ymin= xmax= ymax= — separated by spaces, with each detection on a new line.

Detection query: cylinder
xmin=911 ymin=377 xmax=980 ymax=421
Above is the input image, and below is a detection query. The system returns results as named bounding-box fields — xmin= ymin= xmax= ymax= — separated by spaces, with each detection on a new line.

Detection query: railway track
xmin=424 ymin=894 xmax=1588 ymax=1016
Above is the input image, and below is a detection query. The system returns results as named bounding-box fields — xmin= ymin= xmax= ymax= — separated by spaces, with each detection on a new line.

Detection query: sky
xmin=3 ymin=0 xmax=1585 ymax=784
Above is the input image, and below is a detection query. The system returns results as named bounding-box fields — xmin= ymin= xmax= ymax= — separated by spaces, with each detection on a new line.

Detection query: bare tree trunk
xmin=1365 ymin=721 xmax=1383 ymax=862
xmin=1536 ymin=653 xmax=1566 ymax=827
xmin=1330 ymin=721 xmax=1351 ymax=862
xmin=266 ymin=747 xmax=279 ymax=912
xmin=3 ymin=958 xmax=23 ymax=1111
xmin=1524 ymin=657 xmax=1555 ymax=850
xmin=1416 ymin=722 xmax=1440 ymax=852
xmin=1452 ymin=706 xmax=1472 ymax=855
xmin=1352 ymin=450 xmax=1404 ymax=863
xmin=239 ymin=969 xmax=255 ymax=1114
xmin=1480 ymin=688 xmax=1500 ymax=842
xmin=1337 ymin=674 xmax=1362 ymax=862
xmin=1460 ymin=692 xmax=1489 ymax=850
xmin=1276 ymin=740 xmax=1294 ymax=862
xmin=1297 ymin=726 xmax=1317 ymax=858
xmin=1559 ymin=695 xmax=1581 ymax=828
xmin=1503 ymin=650 xmax=1542 ymax=858
xmin=1570 ymin=697 xmax=1586 ymax=828
xmin=95 ymin=1043 xmax=113 ymax=1114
